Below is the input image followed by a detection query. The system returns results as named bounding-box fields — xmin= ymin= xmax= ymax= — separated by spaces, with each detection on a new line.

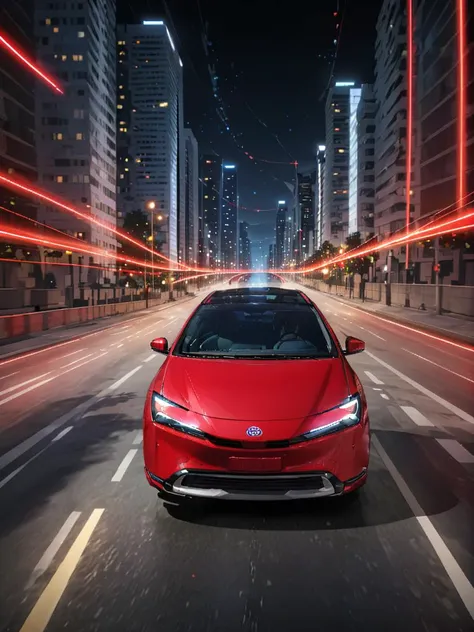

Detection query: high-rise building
xmin=315 ymin=145 xmax=326 ymax=249
xmin=117 ymin=20 xmax=184 ymax=262
xmin=182 ymin=129 xmax=199 ymax=265
xmin=200 ymin=155 xmax=221 ymax=267
xmin=275 ymin=202 xmax=287 ymax=267
xmin=297 ymin=171 xmax=316 ymax=260
xmin=268 ymin=243 xmax=276 ymax=269
xmin=220 ymin=163 xmax=238 ymax=268
xmin=35 ymin=0 xmax=118 ymax=283
xmin=348 ymin=84 xmax=376 ymax=240
xmin=239 ymin=221 xmax=251 ymax=269
xmin=374 ymin=0 xmax=418 ymax=279
xmin=0 ymin=1 xmax=39 ymax=288
xmin=412 ymin=0 xmax=473 ymax=283
xmin=322 ymin=81 xmax=356 ymax=246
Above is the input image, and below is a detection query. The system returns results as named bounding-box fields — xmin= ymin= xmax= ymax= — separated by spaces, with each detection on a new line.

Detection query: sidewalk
xmin=301 ymin=283 xmax=474 ymax=346
xmin=0 ymin=293 xmax=197 ymax=362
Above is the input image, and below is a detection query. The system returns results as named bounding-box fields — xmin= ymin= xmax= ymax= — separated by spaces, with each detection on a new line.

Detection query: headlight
xmin=151 ymin=392 xmax=206 ymax=440
xmin=294 ymin=394 xmax=361 ymax=443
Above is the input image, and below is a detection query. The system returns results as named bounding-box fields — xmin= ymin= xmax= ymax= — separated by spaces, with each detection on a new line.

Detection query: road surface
xmin=0 ymin=282 xmax=473 ymax=632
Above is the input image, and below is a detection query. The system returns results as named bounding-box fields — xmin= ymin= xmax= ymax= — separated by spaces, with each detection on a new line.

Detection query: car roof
xmin=203 ymin=287 xmax=311 ymax=305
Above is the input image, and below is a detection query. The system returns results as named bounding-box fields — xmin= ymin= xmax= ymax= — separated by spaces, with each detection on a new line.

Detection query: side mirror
xmin=344 ymin=336 xmax=365 ymax=355
xmin=150 ymin=337 xmax=169 ymax=354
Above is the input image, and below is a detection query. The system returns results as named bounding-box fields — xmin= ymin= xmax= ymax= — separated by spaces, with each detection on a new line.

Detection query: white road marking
xmin=167 ymin=317 xmax=178 ymax=326
xmin=402 ymin=348 xmax=474 ymax=384
xmin=25 ymin=511 xmax=81 ymax=589
xmin=132 ymin=430 xmax=143 ymax=445
xmin=0 ymin=373 xmax=51 ymax=397
xmin=400 ymin=406 xmax=434 ymax=427
xmin=0 ymin=371 xmax=19 ymax=381
xmin=373 ymin=388 xmax=382 ymax=391
xmin=144 ymin=354 xmax=156 ymax=363
xmin=373 ymin=435 xmax=474 ymax=620
xmin=58 ymin=348 xmax=85 ymax=360
xmin=381 ymin=394 xmax=390 ymax=400
xmin=364 ymin=371 xmax=384 ymax=385
xmin=52 ymin=427 xmax=73 ymax=442
xmin=366 ymin=351 xmax=474 ymax=426
xmin=60 ymin=354 xmax=93 ymax=369
xmin=0 ymin=376 xmax=56 ymax=408
xmin=116 ymin=343 xmax=124 ymax=348
xmin=356 ymin=325 xmax=386 ymax=341
xmin=111 ymin=449 xmax=138 ymax=482
xmin=108 ymin=366 xmax=142 ymax=391
xmin=436 ymin=439 xmax=474 ymax=464
xmin=19 ymin=509 xmax=104 ymax=632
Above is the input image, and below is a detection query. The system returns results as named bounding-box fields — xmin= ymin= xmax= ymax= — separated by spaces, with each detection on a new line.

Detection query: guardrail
xmin=0 ymin=291 xmax=192 ymax=341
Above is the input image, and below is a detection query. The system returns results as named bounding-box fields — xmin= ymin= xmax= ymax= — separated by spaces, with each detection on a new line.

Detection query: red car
xmin=143 ymin=287 xmax=369 ymax=501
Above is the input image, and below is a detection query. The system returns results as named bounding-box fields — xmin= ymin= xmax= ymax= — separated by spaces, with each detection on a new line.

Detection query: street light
xmin=146 ymin=201 xmax=156 ymax=293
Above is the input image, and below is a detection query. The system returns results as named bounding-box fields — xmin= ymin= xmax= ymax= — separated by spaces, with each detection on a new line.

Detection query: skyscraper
xmin=315 ymin=145 xmax=326 ymax=249
xmin=182 ymin=129 xmax=199 ymax=266
xmin=322 ymin=81 xmax=355 ymax=246
xmin=220 ymin=163 xmax=238 ymax=268
xmin=374 ymin=0 xmax=418 ymax=279
xmin=35 ymin=0 xmax=117 ymax=282
xmin=200 ymin=155 xmax=221 ymax=267
xmin=275 ymin=202 xmax=287 ymax=268
xmin=348 ymin=84 xmax=376 ymax=240
xmin=297 ymin=171 xmax=315 ymax=260
xmin=412 ymin=0 xmax=473 ymax=283
xmin=117 ymin=20 xmax=184 ymax=262
xmin=239 ymin=221 xmax=251 ymax=269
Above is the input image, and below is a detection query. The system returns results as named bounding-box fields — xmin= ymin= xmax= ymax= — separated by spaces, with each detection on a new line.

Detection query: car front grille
xmin=180 ymin=473 xmax=325 ymax=495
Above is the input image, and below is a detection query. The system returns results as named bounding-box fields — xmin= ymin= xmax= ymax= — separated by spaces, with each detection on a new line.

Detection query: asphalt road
xmin=0 ymin=282 xmax=473 ymax=632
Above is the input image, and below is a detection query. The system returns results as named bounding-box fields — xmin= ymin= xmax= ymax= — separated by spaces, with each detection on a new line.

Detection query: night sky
xmin=118 ymin=0 xmax=381 ymax=261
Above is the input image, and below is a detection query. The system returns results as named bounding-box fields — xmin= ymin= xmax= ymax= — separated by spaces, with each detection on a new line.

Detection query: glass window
xmin=174 ymin=298 xmax=337 ymax=359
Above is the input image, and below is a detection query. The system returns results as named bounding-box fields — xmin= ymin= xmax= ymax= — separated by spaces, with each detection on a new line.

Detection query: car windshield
xmin=174 ymin=300 xmax=337 ymax=359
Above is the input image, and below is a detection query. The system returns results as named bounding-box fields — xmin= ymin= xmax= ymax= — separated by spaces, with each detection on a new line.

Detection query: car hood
xmin=160 ymin=356 xmax=350 ymax=421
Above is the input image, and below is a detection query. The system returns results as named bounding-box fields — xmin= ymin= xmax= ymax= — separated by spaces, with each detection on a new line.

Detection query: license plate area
xmin=228 ymin=456 xmax=282 ymax=472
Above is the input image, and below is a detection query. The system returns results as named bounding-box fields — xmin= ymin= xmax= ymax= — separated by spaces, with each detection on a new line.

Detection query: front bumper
xmin=146 ymin=468 xmax=368 ymax=500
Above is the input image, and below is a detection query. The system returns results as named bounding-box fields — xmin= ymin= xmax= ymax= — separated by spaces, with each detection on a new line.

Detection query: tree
xmin=344 ymin=232 xmax=376 ymax=276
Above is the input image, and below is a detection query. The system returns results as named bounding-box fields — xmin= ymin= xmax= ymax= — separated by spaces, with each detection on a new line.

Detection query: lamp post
xmin=146 ymin=201 xmax=156 ymax=295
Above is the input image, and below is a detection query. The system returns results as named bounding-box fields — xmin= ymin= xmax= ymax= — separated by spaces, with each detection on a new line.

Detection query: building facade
xmin=0 ymin=0 xmax=39 ymax=288
xmin=275 ymin=202 xmax=287 ymax=268
xmin=220 ymin=163 xmax=238 ymax=269
xmin=181 ymin=129 xmax=198 ymax=266
xmin=117 ymin=20 xmax=184 ymax=262
xmin=298 ymin=171 xmax=315 ymax=260
xmin=35 ymin=0 xmax=118 ymax=284
xmin=200 ymin=154 xmax=221 ymax=267
xmin=239 ymin=221 xmax=251 ymax=269
xmin=374 ymin=0 xmax=419 ymax=280
xmin=322 ymin=81 xmax=355 ymax=247
xmin=315 ymin=145 xmax=326 ymax=249
xmin=348 ymin=83 xmax=376 ymax=240
xmin=412 ymin=0 xmax=474 ymax=283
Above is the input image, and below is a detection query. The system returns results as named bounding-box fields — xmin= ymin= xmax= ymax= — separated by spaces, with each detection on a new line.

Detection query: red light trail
xmin=0 ymin=173 xmax=192 ymax=270
xmin=406 ymin=0 xmax=414 ymax=270
xmin=457 ymin=0 xmax=467 ymax=210
xmin=0 ymin=32 xmax=63 ymax=95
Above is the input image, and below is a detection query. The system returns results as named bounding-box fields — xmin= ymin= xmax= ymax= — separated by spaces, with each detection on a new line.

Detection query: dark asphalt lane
xmin=0 ymin=282 xmax=473 ymax=632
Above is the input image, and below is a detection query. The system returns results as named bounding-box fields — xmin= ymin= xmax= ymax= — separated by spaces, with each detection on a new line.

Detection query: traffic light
xmin=433 ymin=263 xmax=440 ymax=273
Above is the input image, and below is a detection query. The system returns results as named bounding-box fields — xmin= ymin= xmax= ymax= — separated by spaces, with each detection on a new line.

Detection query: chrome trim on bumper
xmin=169 ymin=472 xmax=339 ymax=501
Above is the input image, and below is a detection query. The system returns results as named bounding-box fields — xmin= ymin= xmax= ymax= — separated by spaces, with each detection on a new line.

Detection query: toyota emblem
xmin=246 ymin=426 xmax=263 ymax=438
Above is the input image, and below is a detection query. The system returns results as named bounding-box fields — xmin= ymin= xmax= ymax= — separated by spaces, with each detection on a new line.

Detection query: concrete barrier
xmin=0 ymin=295 xmax=167 ymax=342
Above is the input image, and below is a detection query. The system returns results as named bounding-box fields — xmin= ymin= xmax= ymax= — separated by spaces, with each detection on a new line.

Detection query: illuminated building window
xmin=78 ymin=31 xmax=85 ymax=38
xmin=56 ymin=175 xmax=64 ymax=183
xmin=334 ymin=108 xmax=340 ymax=113
xmin=72 ymin=54 xmax=83 ymax=61
xmin=45 ymin=18 xmax=51 ymax=25
xmin=76 ymin=133 xmax=83 ymax=140
xmin=117 ymin=104 xmax=123 ymax=109
xmin=338 ymin=149 xmax=345 ymax=153
xmin=52 ymin=132 xmax=63 ymax=140
xmin=119 ymin=95 xmax=125 ymax=100
xmin=159 ymin=101 xmax=168 ymax=107
xmin=53 ymin=27 xmax=59 ymax=33
xmin=61 ymin=54 xmax=67 ymax=61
